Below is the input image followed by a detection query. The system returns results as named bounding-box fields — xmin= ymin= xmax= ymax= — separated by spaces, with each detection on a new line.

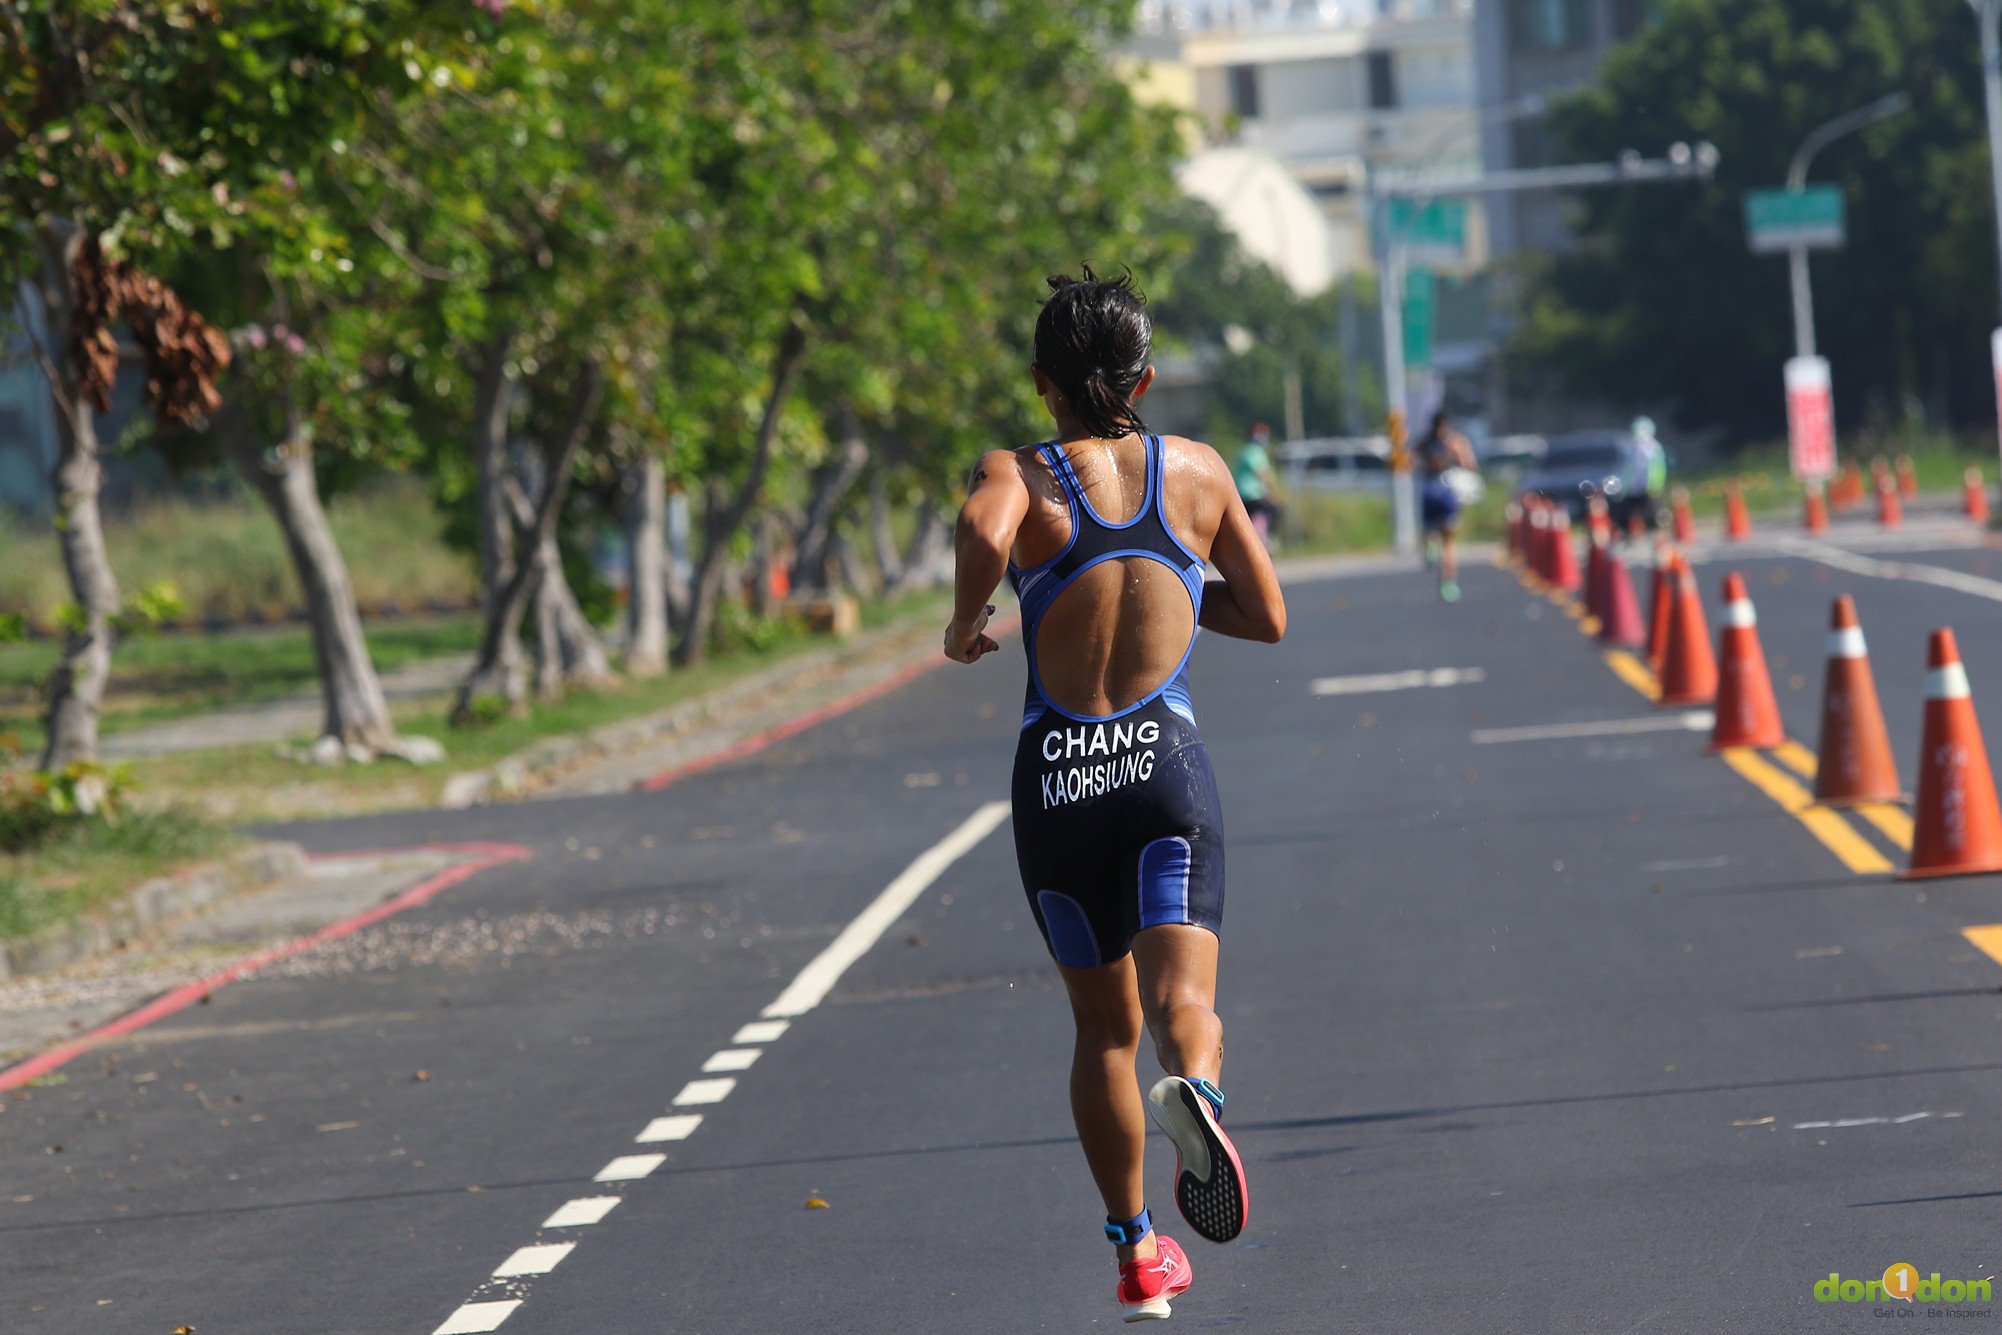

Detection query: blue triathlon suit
xmin=1418 ymin=434 xmax=1459 ymax=532
xmin=1006 ymin=434 xmax=1226 ymax=970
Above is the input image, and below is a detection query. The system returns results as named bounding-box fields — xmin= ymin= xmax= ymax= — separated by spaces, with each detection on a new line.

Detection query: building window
xmin=1612 ymin=0 xmax=1661 ymax=39
xmin=1509 ymin=0 xmax=1589 ymax=52
xmin=1228 ymin=64 xmax=1260 ymax=119
xmin=1366 ymin=51 xmax=1398 ymax=110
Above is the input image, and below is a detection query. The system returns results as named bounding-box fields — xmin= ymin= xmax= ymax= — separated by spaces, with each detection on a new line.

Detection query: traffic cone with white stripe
xmin=1671 ymin=486 xmax=1696 ymax=544
xmin=1583 ymin=498 xmax=1611 ymax=618
xmin=1645 ymin=545 xmax=1678 ymax=672
xmin=1549 ymin=508 xmax=1582 ymax=593
xmin=1527 ymin=501 xmax=1551 ymax=583
xmin=1595 ymin=547 xmax=1646 ymax=648
xmin=1835 ymin=460 xmax=1864 ymax=511
xmin=1505 ymin=498 xmax=1525 ymax=562
xmin=1876 ymin=470 xmax=1903 ymax=528
xmin=1707 ymin=573 xmax=1785 ymax=750
xmin=1812 ymin=595 xmax=1901 ymax=806
xmin=1724 ymin=482 xmax=1752 ymax=542
xmin=1965 ymin=467 xmax=1989 ymax=525
xmin=1803 ymin=479 xmax=1829 ymax=536
xmin=1896 ymin=454 xmax=1919 ymax=500
xmin=1902 ymin=629 xmax=2002 ymax=879
xmin=1658 ymin=555 xmax=1718 ymax=707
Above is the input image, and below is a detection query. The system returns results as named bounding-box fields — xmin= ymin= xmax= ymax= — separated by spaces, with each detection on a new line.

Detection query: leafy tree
xmin=1511 ymin=0 xmax=1996 ymax=442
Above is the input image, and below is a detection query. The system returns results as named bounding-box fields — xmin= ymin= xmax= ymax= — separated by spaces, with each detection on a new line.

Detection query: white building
xmin=1128 ymin=0 xmax=1483 ymax=278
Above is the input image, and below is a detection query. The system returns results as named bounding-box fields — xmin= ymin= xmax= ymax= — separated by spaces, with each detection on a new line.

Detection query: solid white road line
xmin=1471 ymin=712 xmax=1713 ymax=744
xmin=672 ymin=1077 xmax=736 ymax=1105
xmin=1310 ymin=666 xmax=1486 ymax=696
xmin=635 ymin=1114 xmax=704 ymax=1144
xmin=492 ymin=1244 xmax=575 ymax=1278
xmin=1774 ymin=538 xmax=2002 ymax=604
xmin=433 ymin=1301 xmax=522 ymax=1335
xmin=763 ymin=801 xmax=1011 ymax=1020
xmin=542 ymin=1197 xmax=622 ymax=1229
xmin=425 ymin=803 xmax=1012 ymax=1333
xmin=593 ymin=1154 xmax=667 ymax=1182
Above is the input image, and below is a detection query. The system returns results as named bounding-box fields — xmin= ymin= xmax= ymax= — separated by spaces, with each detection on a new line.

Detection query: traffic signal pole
xmin=1372 ymin=146 xmax=1719 ymax=555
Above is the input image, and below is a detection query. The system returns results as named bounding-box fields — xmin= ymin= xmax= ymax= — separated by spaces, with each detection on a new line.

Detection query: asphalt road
xmin=6 ymin=512 xmax=2002 ymax=1332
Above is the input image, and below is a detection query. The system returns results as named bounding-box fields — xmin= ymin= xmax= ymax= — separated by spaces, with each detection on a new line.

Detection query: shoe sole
xmin=1147 ymin=1077 xmax=1248 ymax=1243
xmin=1121 ymin=1296 xmax=1174 ymax=1322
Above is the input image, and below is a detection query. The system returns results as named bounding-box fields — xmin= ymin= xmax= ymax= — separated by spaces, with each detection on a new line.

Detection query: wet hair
xmin=1034 ymin=265 xmax=1152 ymax=440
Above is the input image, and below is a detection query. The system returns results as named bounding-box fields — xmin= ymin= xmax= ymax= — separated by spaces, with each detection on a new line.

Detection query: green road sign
xmin=1746 ymin=185 xmax=1845 ymax=253
xmin=1402 ymin=267 xmax=1436 ymax=370
xmin=1389 ymin=199 xmax=1468 ymax=261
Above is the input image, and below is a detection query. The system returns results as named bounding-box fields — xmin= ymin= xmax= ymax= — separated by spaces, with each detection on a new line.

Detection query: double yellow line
xmin=1516 ymin=556 xmax=2002 ymax=969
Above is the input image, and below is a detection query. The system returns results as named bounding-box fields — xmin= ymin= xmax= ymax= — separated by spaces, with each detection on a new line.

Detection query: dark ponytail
xmin=1034 ymin=265 xmax=1152 ymax=440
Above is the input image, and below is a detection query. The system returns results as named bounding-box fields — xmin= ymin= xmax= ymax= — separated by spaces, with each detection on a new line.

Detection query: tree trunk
xmin=664 ymin=484 xmax=693 ymax=638
xmin=505 ymin=472 xmax=615 ymax=697
xmin=34 ymin=226 xmax=119 ymax=772
xmin=219 ymin=409 xmax=403 ymax=755
xmin=619 ymin=455 xmax=668 ymax=676
xmin=535 ymin=531 xmax=614 ymax=690
xmin=890 ymin=504 xmax=951 ymax=596
xmin=830 ymin=532 xmax=873 ymax=597
xmin=469 ymin=332 xmax=526 ymax=702
xmin=678 ymin=317 xmax=810 ymax=666
xmin=453 ymin=362 xmax=603 ymax=723
xmin=794 ymin=404 xmax=870 ymax=595
xmin=869 ymin=470 xmax=902 ymax=593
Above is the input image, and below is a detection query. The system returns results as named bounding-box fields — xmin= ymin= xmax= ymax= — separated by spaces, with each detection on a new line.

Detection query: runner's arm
xmin=1197 ymin=451 xmax=1287 ymax=643
xmin=946 ymin=450 xmax=1030 ymax=663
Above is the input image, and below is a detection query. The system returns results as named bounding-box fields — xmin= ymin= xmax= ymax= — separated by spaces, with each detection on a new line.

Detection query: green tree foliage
xmin=1511 ymin=0 xmax=1996 ymax=441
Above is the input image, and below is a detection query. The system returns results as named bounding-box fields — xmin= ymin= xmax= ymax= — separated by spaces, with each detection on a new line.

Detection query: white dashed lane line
xmin=426 ymin=799 xmax=1012 ymax=1335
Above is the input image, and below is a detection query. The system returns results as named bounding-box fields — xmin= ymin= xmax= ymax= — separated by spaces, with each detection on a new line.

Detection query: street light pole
xmin=1782 ymin=92 xmax=1911 ymax=361
xmin=1974 ymin=0 xmax=2002 ymax=324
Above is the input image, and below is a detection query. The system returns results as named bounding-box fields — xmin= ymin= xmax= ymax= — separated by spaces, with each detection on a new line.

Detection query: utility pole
xmin=1373 ymin=145 xmax=1719 ymax=555
xmin=1970 ymin=0 xmax=2002 ymax=463
xmin=1781 ymin=93 xmax=1910 ymax=359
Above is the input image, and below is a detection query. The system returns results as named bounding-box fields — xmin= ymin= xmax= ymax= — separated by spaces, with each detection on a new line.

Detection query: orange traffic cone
xmin=1626 ymin=510 xmax=1648 ymax=539
xmin=1596 ymin=548 xmax=1646 ymax=648
xmin=1671 ymin=486 xmax=1696 ymax=544
xmin=1658 ymin=555 xmax=1719 ymax=706
xmin=1505 ymin=499 xmax=1525 ymax=562
xmin=1549 ymin=509 xmax=1582 ymax=593
xmin=1902 ymin=629 xmax=2002 ymax=879
xmin=1812 ymin=595 xmax=1901 ymax=805
xmin=1870 ymin=455 xmax=1890 ymax=488
xmin=1708 ymin=573 xmax=1786 ymax=750
xmin=1835 ymin=460 xmax=1863 ymax=511
xmin=1584 ymin=498 xmax=1611 ymax=618
xmin=1646 ymin=546 xmax=1678 ymax=672
xmin=1527 ymin=502 xmax=1551 ymax=582
xmin=1876 ymin=471 xmax=1903 ymax=528
xmin=1803 ymin=480 xmax=1829 ymax=535
xmin=1896 ymin=454 xmax=1918 ymax=500
xmin=1724 ymin=481 xmax=1752 ymax=541
xmin=1965 ymin=467 xmax=1989 ymax=525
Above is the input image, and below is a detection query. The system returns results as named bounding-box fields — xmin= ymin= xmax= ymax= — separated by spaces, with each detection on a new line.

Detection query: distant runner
xmin=945 ymin=267 xmax=1286 ymax=1323
xmin=1415 ymin=409 xmax=1478 ymax=602
xmin=1232 ymin=423 xmax=1282 ymax=546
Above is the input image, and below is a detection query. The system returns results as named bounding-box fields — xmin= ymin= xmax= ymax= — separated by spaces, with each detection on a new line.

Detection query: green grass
xmin=1280 ymin=486 xmax=1509 ymax=556
xmin=0 ymin=476 xmax=476 ymax=630
xmin=121 ymin=586 xmax=958 ymax=824
xmin=0 ymin=807 xmax=238 ymax=942
xmin=1671 ymin=432 xmax=1995 ymax=520
xmin=0 ymin=615 xmax=484 ymax=750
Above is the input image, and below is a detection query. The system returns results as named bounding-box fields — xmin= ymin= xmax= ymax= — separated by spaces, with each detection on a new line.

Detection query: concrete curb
xmin=0 ymin=841 xmax=308 ymax=984
xmin=437 ymin=621 xmax=940 ymax=809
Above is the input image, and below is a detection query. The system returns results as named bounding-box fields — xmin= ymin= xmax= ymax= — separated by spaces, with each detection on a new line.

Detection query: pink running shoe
xmin=1147 ymin=1076 xmax=1248 ymax=1243
xmin=1116 ymin=1235 xmax=1192 ymax=1322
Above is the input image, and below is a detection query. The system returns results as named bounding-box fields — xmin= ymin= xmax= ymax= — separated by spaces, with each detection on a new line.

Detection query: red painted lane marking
xmin=639 ymin=614 xmax=1023 ymax=793
xmin=0 ymin=841 xmax=530 ymax=1094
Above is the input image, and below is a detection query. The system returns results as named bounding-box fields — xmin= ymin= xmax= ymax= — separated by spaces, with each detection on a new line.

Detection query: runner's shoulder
xmin=1158 ymin=434 xmax=1235 ymax=487
xmin=971 ymin=447 xmax=1033 ymax=489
